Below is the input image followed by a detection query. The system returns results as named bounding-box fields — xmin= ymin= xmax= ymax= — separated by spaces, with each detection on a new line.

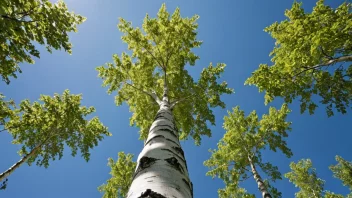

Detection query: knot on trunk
xmin=138 ymin=189 xmax=166 ymax=198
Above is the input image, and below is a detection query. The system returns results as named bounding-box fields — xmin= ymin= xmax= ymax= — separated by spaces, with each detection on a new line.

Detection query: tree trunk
xmin=127 ymin=94 xmax=193 ymax=198
xmin=248 ymin=156 xmax=272 ymax=198
xmin=0 ymin=145 xmax=41 ymax=182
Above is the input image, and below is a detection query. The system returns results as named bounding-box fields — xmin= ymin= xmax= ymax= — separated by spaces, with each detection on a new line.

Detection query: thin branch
xmin=293 ymin=54 xmax=352 ymax=77
xmin=170 ymin=95 xmax=193 ymax=109
xmin=125 ymin=82 xmax=161 ymax=105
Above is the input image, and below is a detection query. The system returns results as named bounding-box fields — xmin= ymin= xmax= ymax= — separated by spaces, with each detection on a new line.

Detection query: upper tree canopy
xmin=97 ymin=4 xmax=233 ymax=145
xmin=246 ymin=0 xmax=352 ymax=116
xmin=0 ymin=0 xmax=85 ymax=84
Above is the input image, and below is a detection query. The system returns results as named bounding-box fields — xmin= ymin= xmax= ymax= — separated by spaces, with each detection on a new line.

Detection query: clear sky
xmin=0 ymin=0 xmax=350 ymax=197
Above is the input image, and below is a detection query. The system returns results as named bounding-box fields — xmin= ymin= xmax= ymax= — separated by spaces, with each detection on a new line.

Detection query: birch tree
xmin=245 ymin=0 xmax=352 ymax=117
xmin=0 ymin=90 xmax=110 ymax=185
xmin=0 ymin=0 xmax=85 ymax=84
xmin=285 ymin=157 xmax=352 ymax=198
xmin=204 ymin=104 xmax=292 ymax=198
xmin=97 ymin=4 xmax=232 ymax=198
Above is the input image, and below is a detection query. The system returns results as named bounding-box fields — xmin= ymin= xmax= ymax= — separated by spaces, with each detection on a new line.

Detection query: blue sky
xmin=0 ymin=0 xmax=350 ymax=197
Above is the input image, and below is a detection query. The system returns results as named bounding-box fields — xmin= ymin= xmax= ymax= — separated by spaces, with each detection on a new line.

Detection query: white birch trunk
xmin=0 ymin=145 xmax=40 ymax=182
xmin=248 ymin=156 xmax=272 ymax=198
xmin=127 ymin=96 xmax=193 ymax=198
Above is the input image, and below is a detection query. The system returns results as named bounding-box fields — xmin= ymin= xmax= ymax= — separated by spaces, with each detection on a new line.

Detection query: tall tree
xmin=97 ymin=4 xmax=232 ymax=198
xmin=0 ymin=0 xmax=85 ymax=84
xmin=98 ymin=152 xmax=136 ymax=198
xmin=204 ymin=104 xmax=292 ymax=198
xmin=0 ymin=90 xmax=110 ymax=183
xmin=285 ymin=158 xmax=351 ymax=198
xmin=245 ymin=0 xmax=352 ymax=117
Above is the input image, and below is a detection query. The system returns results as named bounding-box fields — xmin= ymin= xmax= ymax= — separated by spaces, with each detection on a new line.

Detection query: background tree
xmin=0 ymin=90 xmax=110 ymax=183
xmin=98 ymin=152 xmax=136 ymax=198
xmin=245 ymin=0 xmax=352 ymax=117
xmin=330 ymin=155 xmax=352 ymax=194
xmin=204 ymin=104 xmax=292 ymax=198
xmin=0 ymin=0 xmax=85 ymax=84
xmin=97 ymin=4 xmax=232 ymax=198
xmin=285 ymin=157 xmax=351 ymax=198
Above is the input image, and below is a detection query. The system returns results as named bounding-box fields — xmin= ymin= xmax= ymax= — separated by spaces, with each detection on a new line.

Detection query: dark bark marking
xmin=182 ymin=178 xmax=193 ymax=198
xmin=149 ymin=124 xmax=175 ymax=134
xmin=172 ymin=146 xmax=185 ymax=159
xmin=159 ymin=128 xmax=177 ymax=139
xmin=145 ymin=135 xmax=165 ymax=146
xmin=165 ymin=138 xmax=179 ymax=146
xmin=144 ymin=175 xmax=157 ymax=180
xmin=133 ymin=157 xmax=159 ymax=180
xmin=154 ymin=112 xmax=173 ymax=122
xmin=138 ymin=189 xmax=166 ymax=198
xmin=161 ymin=148 xmax=186 ymax=165
xmin=264 ymin=193 xmax=272 ymax=198
xmin=164 ymin=157 xmax=184 ymax=174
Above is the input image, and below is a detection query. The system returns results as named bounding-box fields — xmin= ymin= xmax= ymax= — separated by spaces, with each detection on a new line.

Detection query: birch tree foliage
xmin=97 ymin=4 xmax=233 ymax=145
xmin=0 ymin=0 xmax=85 ymax=84
xmin=245 ymin=0 xmax=352 ymax=117
xmin=330 ymin=155 xmax=352 ymax=191
xmin=204 ymin=104 xmax=291 ymax=197
xmin=6 ymin=90 xmax=110 ymax=168
xmin=285 ymin=158 xmax=350 ymax=198
xmin=98 ymin=152 xmax=136 ymax=198
xmin=0 ymin=94 xmax=16 ymax=130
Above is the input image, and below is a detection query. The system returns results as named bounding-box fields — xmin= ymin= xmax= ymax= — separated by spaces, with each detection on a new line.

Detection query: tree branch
xmin=125 ymin=82 xmax=161 ymax=105
xmin=294 ymin=54 xmax=352 ymax=77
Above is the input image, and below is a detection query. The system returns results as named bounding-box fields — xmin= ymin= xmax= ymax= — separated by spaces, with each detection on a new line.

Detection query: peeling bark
xmin=127 ymin=98 xmax=193 ymax=198
xmin=248 ymin=156 xmax=272 ymax=198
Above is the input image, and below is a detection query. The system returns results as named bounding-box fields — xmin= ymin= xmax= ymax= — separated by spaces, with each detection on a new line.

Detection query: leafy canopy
xmin=98 ymin=152 xmax=136 ymax=198
xmin=0 ymin=94 xmax=16 ymax=131
xmin=97 ymin=4 xmax=232 ymax=145
xmin=245 ymin=0 xmax=352 ymax=117
xmin=285 ymin=158 xmax=350 ymax=198
xmin=6 ymin=90 xmax=110 ymax=168
xmin=0 ymin=0 xmax=85 ymax=84
xmin=204 ymin=104 xmax=291 ymax=197
xmin=329 ymin=155 xmax=352 ymax=191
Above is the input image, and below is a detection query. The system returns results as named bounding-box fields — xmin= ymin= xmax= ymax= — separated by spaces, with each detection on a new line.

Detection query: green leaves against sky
xmin=98 ymin=152 xmax=136 ymax=198
xmin=5 ymin=90 xmax=110 ymax=167
xmin=204 ymin=104 xmax=292 ymax=197
xmin=285 ymin=157 xmax=352 ymax=198
xmin=97 ymin=4 xmax=233 ymax=145
xmin=246 ymin=0 xmax=352 ymax=117
xmin=0 ymin=0 xmax=85 ymax=84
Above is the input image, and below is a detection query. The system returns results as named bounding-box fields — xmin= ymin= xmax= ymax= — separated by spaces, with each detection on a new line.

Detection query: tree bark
xmin=248 ymin=156 xmax=272 ymax=198
xmin=0 ymin=145 xmax=41 ymax=182
xmin=127 ymin=93 xmax=193 ymax=198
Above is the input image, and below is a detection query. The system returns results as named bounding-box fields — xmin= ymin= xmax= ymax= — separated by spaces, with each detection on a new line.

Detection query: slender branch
xmin=125 ymin=82 xmax=161 ymax=105
xmin=170 ymin=95 xmax=193 ymax=109
xmin=294 ymin=55 xmax=352 ymax=77
xmin=150 ymin=32 xmax=165 ymax=69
